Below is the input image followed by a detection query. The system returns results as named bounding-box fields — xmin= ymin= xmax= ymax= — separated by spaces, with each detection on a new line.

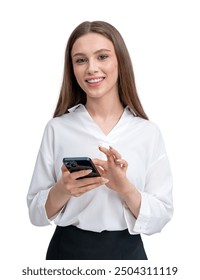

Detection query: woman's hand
xmin=93 ymin=146 xmax=142 ymax=218
xmin=93 ymin=146 xmax=133 ymax=194
xmin=45 ymin=164 xmax=108 ymax=219
xmin=59 ymin=164 xmax=109 ymax=197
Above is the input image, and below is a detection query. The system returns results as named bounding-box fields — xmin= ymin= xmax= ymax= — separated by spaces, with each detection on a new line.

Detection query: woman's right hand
xmin=58 ymin=164 xmax=109 ymax=197
xmin=45 ymin=164 xmax=108 ymax=219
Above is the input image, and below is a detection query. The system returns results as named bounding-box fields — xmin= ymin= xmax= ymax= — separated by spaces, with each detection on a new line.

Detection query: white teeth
xmin=87 ymin=78 xmax=104 ymax=83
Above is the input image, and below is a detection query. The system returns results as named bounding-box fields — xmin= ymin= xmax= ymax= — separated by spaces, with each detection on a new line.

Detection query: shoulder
xmin=128 ymin=115 xmax=165 ymax=152
xmin=126 ymin=107 xmax=159 ymax=131
xmin=140 ymin=118 xmax=161 ymax=134
xmin=46 ymin=104 xmax=84 ymax=129
xmin=129 ymin=117 xmax=168 ymax=160
xmin=129 ymin=113 xmax=161 ymax=135
xmin=44 ymin=113 xmax=74 ymax=129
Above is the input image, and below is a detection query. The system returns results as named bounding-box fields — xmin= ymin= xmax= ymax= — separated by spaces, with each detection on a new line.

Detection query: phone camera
xmin=71 ymin=161 xmax=77 ymax=167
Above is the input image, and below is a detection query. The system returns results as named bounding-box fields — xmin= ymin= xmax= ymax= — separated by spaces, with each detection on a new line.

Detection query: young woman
xmin=27 ymin=21 xmax=173 ymax=260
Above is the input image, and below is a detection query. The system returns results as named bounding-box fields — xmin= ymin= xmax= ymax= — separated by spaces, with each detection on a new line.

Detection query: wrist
xmin=53 ymin=180 xmax=71 ymax=200
xmin=118 ymin=178 xmax=135 ymax=195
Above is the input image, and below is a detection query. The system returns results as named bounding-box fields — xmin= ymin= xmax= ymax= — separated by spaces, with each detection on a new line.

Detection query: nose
xmin=87 ymin=58 xmax=99 ymax=74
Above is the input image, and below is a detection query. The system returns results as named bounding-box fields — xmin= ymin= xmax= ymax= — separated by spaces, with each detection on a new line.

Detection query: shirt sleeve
xmin=124 ymin=125 xmax=174 ymax=235
xmin=26 ymin=121 xmax=62 ymax=226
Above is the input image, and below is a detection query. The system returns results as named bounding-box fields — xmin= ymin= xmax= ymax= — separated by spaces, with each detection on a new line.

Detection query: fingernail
xmin=101 ymin=178 xmax=109 ymax=183
xmin=85 ymin=169 xmax=92 ymax=173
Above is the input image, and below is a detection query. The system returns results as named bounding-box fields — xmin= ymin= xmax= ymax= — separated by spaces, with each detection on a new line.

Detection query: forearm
xmin=45 ymin=180 xmax=71 ymax=219
xmin=120 ymin=181 xmax=141 ymax=219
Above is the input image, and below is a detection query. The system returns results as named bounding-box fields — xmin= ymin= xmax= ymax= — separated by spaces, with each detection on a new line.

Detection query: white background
xmin=0 ymin=0 xmax=199 ymax=279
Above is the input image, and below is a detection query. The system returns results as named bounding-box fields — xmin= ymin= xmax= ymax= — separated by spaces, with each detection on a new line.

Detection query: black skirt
xmin=46 ymin=225 xmax=147 ymax=260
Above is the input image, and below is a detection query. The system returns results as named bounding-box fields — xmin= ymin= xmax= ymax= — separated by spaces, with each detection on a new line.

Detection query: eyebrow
xmin=72 ymin=48 xmax=111 ymax=57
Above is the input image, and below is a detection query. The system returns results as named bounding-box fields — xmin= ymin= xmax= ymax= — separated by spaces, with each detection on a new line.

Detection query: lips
xmin=86 ymin=77 xmax=105 ymax=84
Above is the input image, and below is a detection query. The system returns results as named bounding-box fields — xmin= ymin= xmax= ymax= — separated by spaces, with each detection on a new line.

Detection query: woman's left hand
xmin=93 ymin=146 xmax=132 ymax=194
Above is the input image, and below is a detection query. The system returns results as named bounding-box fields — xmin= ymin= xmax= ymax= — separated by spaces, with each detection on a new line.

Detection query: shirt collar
xmin=68 ymin=104 xmax=137 ymax=116
xmin=125 ymin=106 xmax=137 ymax=116
xmin=68 ymin=104 xmax=84 ymax=113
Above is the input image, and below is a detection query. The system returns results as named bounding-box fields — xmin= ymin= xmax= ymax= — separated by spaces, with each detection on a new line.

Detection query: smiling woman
xmin=27 ymin=21 xmax=173 ymax=260
xmin=53 ymin=21 xmax=148 ymax=118
xmin=71 ymin=33 xmax=119 ymax=104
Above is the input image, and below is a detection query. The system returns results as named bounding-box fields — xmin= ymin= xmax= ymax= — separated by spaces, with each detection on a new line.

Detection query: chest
xmin=53 ymin=122 xmax=152 ymax=190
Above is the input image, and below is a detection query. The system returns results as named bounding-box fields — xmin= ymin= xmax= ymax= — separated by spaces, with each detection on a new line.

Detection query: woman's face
xmin=71 ymin=33 xmax=119 ymax=101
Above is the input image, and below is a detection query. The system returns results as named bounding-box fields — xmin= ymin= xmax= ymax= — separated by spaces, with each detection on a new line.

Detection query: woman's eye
xmin=98 ymin=55 xmax=109 ymax=60
xmin=75 ymin=58 xmax=87 ymax=64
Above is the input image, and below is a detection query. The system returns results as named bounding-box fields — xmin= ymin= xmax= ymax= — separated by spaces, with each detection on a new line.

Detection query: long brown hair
xmin=53 ymin=21 xmax=148 ymax=120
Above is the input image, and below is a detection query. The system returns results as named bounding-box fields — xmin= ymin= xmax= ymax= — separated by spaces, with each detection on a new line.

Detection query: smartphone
xmin=63 ymin=157 xmax=101 ymax=179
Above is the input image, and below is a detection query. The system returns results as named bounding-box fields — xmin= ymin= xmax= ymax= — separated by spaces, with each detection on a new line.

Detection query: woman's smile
xmin=86 ymin=77 xmax=105 ymax=86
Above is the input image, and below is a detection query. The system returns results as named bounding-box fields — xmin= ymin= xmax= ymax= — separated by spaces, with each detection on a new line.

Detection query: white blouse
xmin=27 ymin=104 xmax=173 ymax=235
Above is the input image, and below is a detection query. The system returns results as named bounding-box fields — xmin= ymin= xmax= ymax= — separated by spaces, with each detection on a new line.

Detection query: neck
xmin=85 ymin=95 xmax=124 ymax=120
xmin=85 ymin=96 xmax=124 ymax=136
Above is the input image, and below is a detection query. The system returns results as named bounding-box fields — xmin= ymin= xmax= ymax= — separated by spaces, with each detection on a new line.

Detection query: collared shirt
xmin=27 ymin=104 xmax=173 ymax=235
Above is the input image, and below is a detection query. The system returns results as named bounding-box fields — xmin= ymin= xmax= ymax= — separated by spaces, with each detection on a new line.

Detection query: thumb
xmin=61 ymin=164 xmax=70 ymax=173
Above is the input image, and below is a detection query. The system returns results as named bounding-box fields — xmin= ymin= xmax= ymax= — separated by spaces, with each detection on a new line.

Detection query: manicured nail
xmin=85 ymin=169 xmax=92 ymax=173
xmin=101 ymin=178 xmax=109 ymax=184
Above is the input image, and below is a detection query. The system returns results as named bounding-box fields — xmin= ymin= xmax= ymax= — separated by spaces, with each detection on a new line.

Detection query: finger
xmin=98 ymin=146 xmax=114 ymax=162
xmin=75 ymin=176 xmax=109 ymax=188
xmin=92 ymin=158 xmax=107 ymax=169
xmin=109 ymin=146 xmax=122 ymax=159
xmin=95 ymin=165 xmax=106 ymax=177
xmin=61 ymin=164 xmax=70 ymax=173
xmin=71 ymin=177 xmax=109 ymax=196
xmin=70 ymin=169 xmax=93 ymax=180
xmin=115 ymin=159 xmax=128 ymax=169
xmin=71 ymin=183 xmax=101 ymax=196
